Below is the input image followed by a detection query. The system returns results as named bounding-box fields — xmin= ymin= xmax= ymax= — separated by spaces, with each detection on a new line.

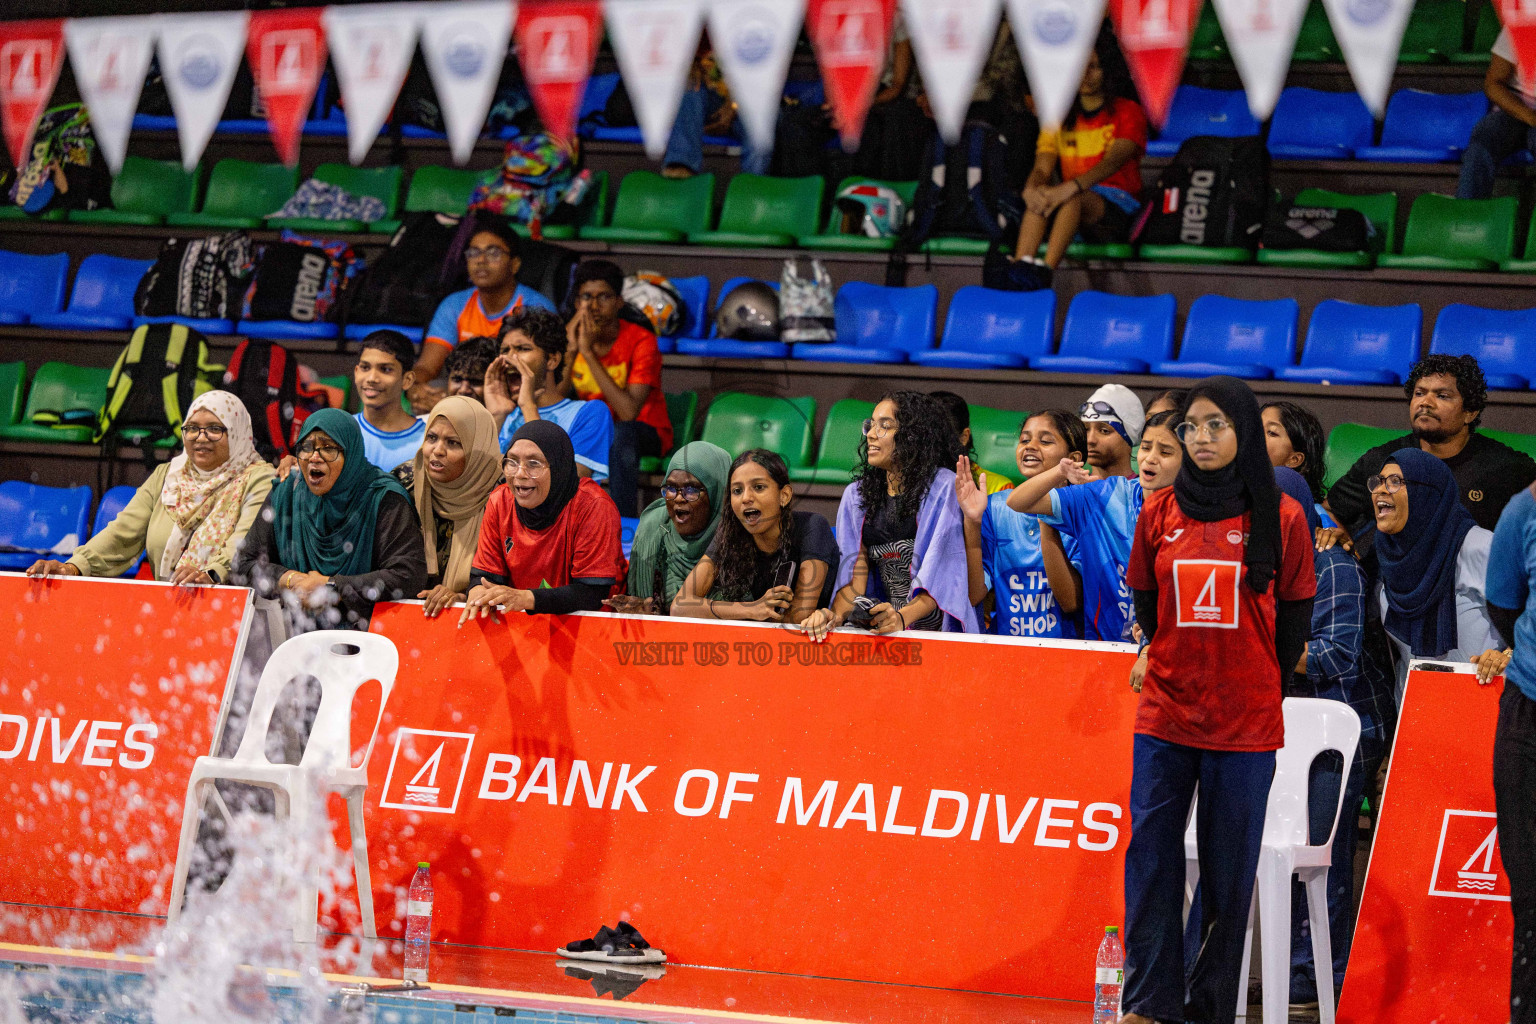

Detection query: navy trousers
xmin=1124 ymin=734 xmax=1275 ymax=1024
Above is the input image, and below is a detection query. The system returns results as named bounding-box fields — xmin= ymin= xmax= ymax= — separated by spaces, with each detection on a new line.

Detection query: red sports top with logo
xmin=1126 ymin=488 xmax=1316 ymax=752
xmin=471 ymin=479 xmax=627 ymax=595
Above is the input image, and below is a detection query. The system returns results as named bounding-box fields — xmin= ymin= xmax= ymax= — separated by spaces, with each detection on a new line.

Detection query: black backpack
xmin=905 ymin=121 xmax=1020 ymax=246
xmin=1261 ymin=204 xmax=1374 ymax=253
xmin=222 ymin=338 xmax=328 ymax=461
xmin=1135 ymin=135 xmax=1270 ymax=249
xmin=135 ymin=231 xmax=254 ymax=319
xmin=344 ymin=213 xmax=462 ymax=329
xmin=94 ymin=323 xmax=218 ymax=448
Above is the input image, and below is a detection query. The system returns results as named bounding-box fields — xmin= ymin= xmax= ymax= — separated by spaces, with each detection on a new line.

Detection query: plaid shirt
xmin=1291 ymin=546 xmax=1397 ymax=734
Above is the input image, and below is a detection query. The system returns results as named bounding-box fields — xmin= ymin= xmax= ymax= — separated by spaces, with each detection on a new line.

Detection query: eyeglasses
xmin=502 ymin=456 xmax=548 ymax=475
xmin=296 ymin=441 xmax=345 ymax=462
xmin=575 ymin=291 xmax=620 ymax=306
xmin=184 ymin=424 xmax=228 ymax=440
xmin=465 ymin=246 xmax=511 ymax=263
xmin=662 ymin=483 xmax=705 ymax=502
xmin=862 ymin=417 xmax=897 ymax=438
xmin=1368 ymin=473 xmax=1406 ymax=495
xmin=1174 ymin=418 xmax=1232 ymax=443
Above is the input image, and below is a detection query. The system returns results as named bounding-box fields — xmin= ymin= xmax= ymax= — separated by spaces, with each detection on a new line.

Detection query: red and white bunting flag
xmin=901 ymin=0 xmax=1003 ymax=143
xmin=707 ymin=0 xmax=806 ymax=156
xmin=420 ymin=0 xmax=514 ymax=165
xmin=64 ymin=16 xmax=158 ymax=175
xmin=515 ymin=0 xmax=602 ymax=143
xmin=158 ymin=12 xmax=248 ymax=172
xmin=0 ymin=20 xmax=65 ymax=170
xmin=807 ymin=0 xmax=898 ymax=151
xmin=1500 ymin=0 xmax=1536 ymax=96
xmin=1109 ymin=0 xmax=1203 ymax=127
xmin=322 ymin=3 xmax=422 ymax=164
xmin=1212 ymin=0 xmax=1309 ymax=118
xmin=1008 ymin=0 xmax=1108 ymax=129
xmin=603 ymin=0 xmax=705 ymax=159
xmin=247 ymin=7 xmax=327 ymax=167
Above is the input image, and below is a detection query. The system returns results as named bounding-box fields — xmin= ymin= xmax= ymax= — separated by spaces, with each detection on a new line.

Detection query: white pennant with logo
xmin=64 ymin=16 xmax=157 ymax=174
xmin=157 ymin=12 xmax=249 ymax=171
xmin=1321 ymin=0 xmax=1413 ymax=116
xmin=1007 ymin=0 xmax=1107 ymax=129
xmin=323 ymin=4 xmax=422 ymax=164
xmin=708 ymin=0 xmax=806 ymax=155
xmin=420 ymin=0 xmax=514 ymax=165
xmin=1213 ymin=0 xmax=1309 ymax=118
xmin=603 ymin=0 xmax=704 ymax=159
xmin=900 ymin=0 xmax=1002 ymax=143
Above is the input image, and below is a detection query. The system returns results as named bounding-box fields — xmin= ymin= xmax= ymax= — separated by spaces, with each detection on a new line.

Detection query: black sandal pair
xmin=556 ymin=920 xmax=666 ymax=964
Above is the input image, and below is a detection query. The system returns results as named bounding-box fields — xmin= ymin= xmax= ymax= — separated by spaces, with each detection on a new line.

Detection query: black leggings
xmin=1495 ymin=683 xmax=1536 ymax=1024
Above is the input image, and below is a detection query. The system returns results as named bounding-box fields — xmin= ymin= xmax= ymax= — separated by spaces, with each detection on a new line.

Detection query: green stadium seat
xmin=1291 ymin=3 xmax=1339 ymax=61
xmin=1398 ymin=0 xmax=1465 ymax=62
xmin=969 ymin=405 xmax=1029 ymax=487
xmin=1377 ymin=194 xmax=1517 ymax=271
xmin=317 ymin=373 xmax=352 ymax=412
xmin=799 ymin=178 xmax=917 ymax=251
xmin=1137 ymin=242 xmax=1255 ymax=265
xmin=69 ymin=157 xmax=203 ymax=226
xmin=690 ymin=174 xmax=823 ymax=248
xmin=0 ymin=362 xmax=112 ymax=443
xmin=1485 ymin=429 xmax=1536 ymax=462
xmin=1189 ymin=3 xmax=1227 ymax=59
xmin=1499 ymin=213 xmax=1536 ymax=272
xmin=1257 ymin=189 xmax=1398 ymax=269
xmin=0 ymin=361 xmax=23 ymax=425
xmin=368 ymin=165 xmax=488 ymax=234
xmin=1452 ymin=3 xmax=1501 ymax=63
xmin=580 ymin=171 xmax=715 ymax=243
xmin=639 ymin=391 xmax=700 ymax=474
xmin=922 ymin=236 xmax=992 ymax=255
xmin=699 ymin=393 xmax=816 ymax=471
xmin=0 ymin=206 xmax=65 ymax=222
xmin=166 ymin=159 xmax=299 ymax=229
xmin=542 ymin=170 xmax=609 ymax=240
xmin=1323 ymin=423 xmax=1403 ymax=493
xmin=802 ymin=398 xmax=875 ymax=484
xmin=1033 ymin=241 xmax=1135 ymax=261
xmin=267 ymin=163 xmax=402 ymax=232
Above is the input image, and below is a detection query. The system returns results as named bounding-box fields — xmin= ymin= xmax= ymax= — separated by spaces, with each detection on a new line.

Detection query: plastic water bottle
xmin=403 ymin=862 xmax=432 ymax=983
xmin=1093 ymin=925 xmax=1124 ymax=1023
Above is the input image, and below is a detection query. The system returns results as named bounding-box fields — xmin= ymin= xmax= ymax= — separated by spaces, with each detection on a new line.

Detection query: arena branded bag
xmin=1135 ymin=135 xmax=1270 ymax=249
xmin=241 ymin=233 xmax=361 ymax=324
xmin=135 ymin=232 xmax=255 ymax=320
xmin=1260 ymin=205 xmax=1373 ymax=253
xmin=780 ymin=258 xmax=835 ymax=343
xmin=222 ymin=338 xmax=329 ymax=461
xmin=94 ymin=323 xmax=218 ymax=448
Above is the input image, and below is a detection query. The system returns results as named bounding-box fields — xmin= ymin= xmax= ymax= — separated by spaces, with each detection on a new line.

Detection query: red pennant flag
xmin=1110 ymin=0 xmax=1202 ymax=128
xmin=516 ymin=0 xmax=602 ymax=143
xmin=247 ymin=7 xmax=327 ymax=167
xmin=1498 ymin=0 xmax=1536 ymax=95
xmin=0 ymin=20 xmax=65 ymax=170
xmin=807 ymin=0 xmax=897 ymax=151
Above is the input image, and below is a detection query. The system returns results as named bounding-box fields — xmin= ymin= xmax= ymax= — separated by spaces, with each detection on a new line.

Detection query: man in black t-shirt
xmin=1329 ymin=354 xmax=1536 ymax=553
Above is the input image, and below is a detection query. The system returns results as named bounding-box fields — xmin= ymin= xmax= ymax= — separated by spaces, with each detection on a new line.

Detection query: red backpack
xmin=222 ymin=339 xmax=329 ymax=460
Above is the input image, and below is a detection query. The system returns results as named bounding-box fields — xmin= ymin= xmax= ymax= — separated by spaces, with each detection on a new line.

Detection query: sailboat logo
xmin=1172 ymin=560 xmax=1241 ymax=628
xmin=1430 ymin=809 xmax=1509 ymax=902
xmin=380 ymin=728 xmax=476 ymax=814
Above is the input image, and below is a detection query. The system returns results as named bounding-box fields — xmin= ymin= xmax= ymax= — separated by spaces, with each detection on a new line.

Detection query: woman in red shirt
xmin=1121 ymin=377 xmax=1316 ymax=1024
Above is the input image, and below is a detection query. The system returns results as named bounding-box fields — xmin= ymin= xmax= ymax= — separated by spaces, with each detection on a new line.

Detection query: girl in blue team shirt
xmin=956 ymin=409 xmax=1088 ymax=639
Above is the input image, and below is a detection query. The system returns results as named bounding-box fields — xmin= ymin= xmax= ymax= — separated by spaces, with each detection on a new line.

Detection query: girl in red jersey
xmin=1120 ymin=377 xmax=1317 ymax=1024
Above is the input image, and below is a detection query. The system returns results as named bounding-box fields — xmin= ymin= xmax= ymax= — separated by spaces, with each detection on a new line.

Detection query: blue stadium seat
xmin=132 ymin=113 xmax=178 ymax=132
xmin=659 ymin=275 xmax=711 ymax=354
xmin=1274 ymin=300 xmax=1421 ymax=384
xmin=133 ymin=315 xmax=236 ymax=335
xmin=1267 ymin=88 xmax=1375 ymax=159
xmin=1354 ymin=90 xmax=1487 ymax=162
xmin=1152 ymin=295 xmax=1299 ymax=379
xmin=674 ymin=277 xmax=789 ymax=358
xmin=0 ymin=481 xmax=93 ymax=570
xmin=1429 ymin=303 xmax=1536 ymax=389
xmin=342 ymin=324 xmax=426 ymax=345
xmin=242 ymin=320 xmax=342 ymax=341
xmin=92 ymin=485 xmax=146 ymax=577
xmin=215 ymin=118 xmax=270 ymax=134
xmin=1146 ymin=87 xmax=1261 ymax=157
xmin=0 ymin=250 xmax=69 ymax=324
xmin=911 ymin=286 xmax=1056 ymax=369
xmin=795 ymin=283 xmax=938 ymax=364
xmin=1031 ymin=291 xmax=1176 ymax=373
xmin=31 ymin=255 xmax=154 ymax=331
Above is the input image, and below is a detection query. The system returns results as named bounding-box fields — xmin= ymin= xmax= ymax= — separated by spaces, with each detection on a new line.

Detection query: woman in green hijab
xmin=607 ymin=441 xmax=733 ymax=615
xmin=234 ymin=409 xmax=428 ymax=630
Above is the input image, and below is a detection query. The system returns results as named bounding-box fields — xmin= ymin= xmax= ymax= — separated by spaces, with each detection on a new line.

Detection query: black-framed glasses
xmin=662 ymin=483 xmax=706 ymax=502
xmin=296 ymin=441 xmax=344 ymax=462
xmin=184 ymin=424 xmax=228 ymax=440
xmin=465 ymin=246 xmax=511 ymax=263
xmin=1368 ymin=473 xmax=1406 ymax=495
xmin=1175 ymin=418 xmax=1232 ymax=443
xmin=503 ymin=455 xmax=548 ymax=475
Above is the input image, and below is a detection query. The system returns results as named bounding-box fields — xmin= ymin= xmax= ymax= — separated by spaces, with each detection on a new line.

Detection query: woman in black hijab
xmin=1119 ymin=377 xmax=1318 ymax=1024
xmin=461 ymin=420 xmax=627 ymax=620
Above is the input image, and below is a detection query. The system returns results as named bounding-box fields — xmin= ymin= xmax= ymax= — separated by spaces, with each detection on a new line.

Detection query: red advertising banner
xmin=247 ymin=7 xmax=328 ymax=167
xmin=807 ymin=0 xmax=898 ymax=150
xmin=1339 ymin=664 xmax=1510 ymax=1023
xmin=515 ymin=0 xmax=602 ymax=144
xmin=1109 ymin=0 xmax=1202 ymax=127
xmin=353 ymin=609 xmax=1138 ymax=1000
xmin=0 ymin=575 xmax=252 ymax=916
xmin=0 ymin=19 xmax=64 ymax=170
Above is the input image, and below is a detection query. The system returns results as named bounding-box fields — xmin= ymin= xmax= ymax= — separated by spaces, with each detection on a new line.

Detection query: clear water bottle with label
xmin=403 ymin=861 xmax=432 ymax=983
xmin=1093 ymin=925 xmax=1124 ymax=1023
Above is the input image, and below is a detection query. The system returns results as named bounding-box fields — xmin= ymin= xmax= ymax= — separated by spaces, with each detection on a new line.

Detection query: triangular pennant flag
xmin=807 ymin=0 xmax=898 ymax=150
xmin=515 ymin=0 xmax=603 ymax=143
xmin=0 ymin=20 xmax=66 ymax=170
xmin=63 ymin=16 xmax=158 ymax=175
xmin=1320 ymin=0 xmax=1412 ymax=116
xmin=322 ymin=3 xmax=422 ymax=164
xmin=247 ymin=7 xmax=327 ymax=167
xmin=1212 ymin=0 xmax=1309 ymax=118
xmin=1499 ymin=0 xmax=1536 ymax=97
xmin=707 ymin=0 xmax=806 ymax=156
xmin=419 ymin=1 xmax=515 ymax=165
xmin=1008 ymin=0 xmax=1108 ymax=129
xmin=158 ymin=12 xmax=248 ymax=172
xmin=602 ymin=0 xmax=705 ymax=159
xmin=1109 ymin=0 xmax=1203 ymax=127
xmin=901 ymin=0 xmax=1003 ymax=143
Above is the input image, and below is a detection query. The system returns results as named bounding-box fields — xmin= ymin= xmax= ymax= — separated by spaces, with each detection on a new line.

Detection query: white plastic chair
xmin=166 ymin=630 xmax=398 ymax=942
xmin=1183 ymin=697 xmax=1361 ymax=1024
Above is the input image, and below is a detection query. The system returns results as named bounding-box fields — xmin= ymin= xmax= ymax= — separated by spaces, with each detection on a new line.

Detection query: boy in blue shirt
xmin=353 ymin=329 xmax=426 ymax=471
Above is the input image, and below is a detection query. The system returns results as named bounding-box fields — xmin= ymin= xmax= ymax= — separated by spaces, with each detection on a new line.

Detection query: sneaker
xmin=1289 ymin=969 xmax=1319 ymax=1008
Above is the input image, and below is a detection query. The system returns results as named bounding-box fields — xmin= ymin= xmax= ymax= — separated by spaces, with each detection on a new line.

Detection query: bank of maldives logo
xmin=379 ymin=728 xmax=475 ymax=814
xmin=1429 ymin=809 xmax=1510 ymax=901
xmin=175 ymin=36 xmax=224 ymax=91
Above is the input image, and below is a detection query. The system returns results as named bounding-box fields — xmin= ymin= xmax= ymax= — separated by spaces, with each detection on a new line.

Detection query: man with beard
xmin=1329 ymin=355 xmax=1536 ymax=553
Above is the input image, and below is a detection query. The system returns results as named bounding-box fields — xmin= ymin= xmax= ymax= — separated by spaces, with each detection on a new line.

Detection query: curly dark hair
xmin=444 ymin=336 xmax=498 ymax=382
xmin=709 ymin=449 xmax=798 ymax=602
xmin=1405 ymin=353 xmax=1487 ymax=429
xmin=853 ymin=390 xmax=963 ymax=523
xmin=499 ymin=306 xmax=569 ymax=383
xmin=1026 ymin=408 xmax=1088 ymax=462
xmin=1261 ymin=400 xmax=1327 ymax=500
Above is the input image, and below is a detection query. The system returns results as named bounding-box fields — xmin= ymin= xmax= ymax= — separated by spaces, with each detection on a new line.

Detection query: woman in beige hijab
xmin=395 ymin=396 xmax=503 ymax=616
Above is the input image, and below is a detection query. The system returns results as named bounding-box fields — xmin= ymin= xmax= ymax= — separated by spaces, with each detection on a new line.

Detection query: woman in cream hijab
xmin=27 ymin=391 xmax=273 ymax=584
xmin=394 ymin=396 xmax=503 ymax=616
